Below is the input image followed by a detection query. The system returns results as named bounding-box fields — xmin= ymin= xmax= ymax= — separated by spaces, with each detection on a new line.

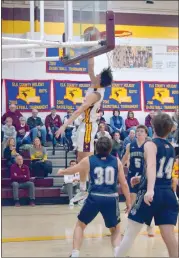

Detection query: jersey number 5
xmin=94 ymin=166 xmax=115 ymax=185
xmin=157 ymin=157 xmax=174 ymax=179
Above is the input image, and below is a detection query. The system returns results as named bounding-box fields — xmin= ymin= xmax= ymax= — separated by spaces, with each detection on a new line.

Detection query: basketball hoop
xmin=101 ymin=30 xmax=132 ymax=70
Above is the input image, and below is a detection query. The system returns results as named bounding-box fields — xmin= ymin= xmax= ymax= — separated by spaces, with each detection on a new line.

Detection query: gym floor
xmin=2 ymin=203 xmax=178 ymax=257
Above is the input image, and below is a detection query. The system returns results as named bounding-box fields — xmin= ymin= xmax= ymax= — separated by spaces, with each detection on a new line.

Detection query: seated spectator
xmin=63 ymin=110 xmax=75 ymax=149
xmin=2 ymin=117 xmax=17 ymax=146
xmin=111 ymin=132 xmax=124 ymax=159
xmin=172 ymin=109 xmax=179 ymax=143
xmin=62 ymin=160 xmax=80 ymax=207
xmin=110 ymin=109 xmax=127 ymax=140
xmin=10 ymin=155 xmax=35 ymax=207
xmin=125 ymin=111 xmax=139 ymax=132
xmin=45 ymin=107 xmax=62 ymax=146
xmin=4 ymin=137 xmax=19 ymax=176
xmin=1 ymin=104 xmax=22 ymax=129
xmin=123 ymin=129 xmax=136 ymax=149
xmin=16 ymin=117 xmax=31 ymax=151
xmin=97 ymin=109 xmax=106 ymax=123
xmin=30 ymin=137 xmax=52 ymax=177
xmin=167 ymin=123 xmax=178 ymax=144
xmin=145 ymin=110 xmax=155 ymax=137
xmin=27 ymin=109 xmax=47 ymax=146
xmin=95 ymin=123 xmax=111 ymax=141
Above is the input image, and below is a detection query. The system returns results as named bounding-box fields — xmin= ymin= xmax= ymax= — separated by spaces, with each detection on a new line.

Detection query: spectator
xmin=30 ymin=137 xmax=52 ymax=177
xmin=4 ymin=137 xmax=19 ymax=175
xmin=123 ymin=129 xmax=136 ymax=149
xmin=125 ymin=111 xmax=139 ymax=132
xmin=45 ymin=107 xmax=62 ymax=146
xmin=97 ymin=109 xmax=106 ymax=123
xmin=16 ymin=117 xmax=31 ymax=151
xmin=11 ymin=155 xmax=35 ymax=207
xmin=2 ymin=117 xmax=17 ymax=149
xmin=110 ymin=109 xmax=127 ymax=140
xmin=167 ymin=123 xmax=178 ymax=144
xmin=96 ymin=123 xmax=111 ymax=140
xmin=63 ymin=110 xmax=75 ymax=149
xmin=27 ymin=109 xmax=47 ymax=146
xmin=145 ymin=110 xmax=155 ymax=137
xmin=111 ymin=132 xmax=124 ymax=159
xmin=62 ymin=160 xmax=80 ymax=207
xmin=1 ymin=104 xmax=22 ymax=129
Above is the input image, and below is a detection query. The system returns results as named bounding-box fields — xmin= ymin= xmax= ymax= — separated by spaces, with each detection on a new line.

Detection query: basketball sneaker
xmin=147 ymin=225 xmax=155 ymax=237
xmin=71 ymin=191 xmax=88 ymax=203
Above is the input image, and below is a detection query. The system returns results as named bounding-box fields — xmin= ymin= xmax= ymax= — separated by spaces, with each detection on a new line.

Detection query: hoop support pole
xmin=2 ymin=56 xmax=61 ymax=63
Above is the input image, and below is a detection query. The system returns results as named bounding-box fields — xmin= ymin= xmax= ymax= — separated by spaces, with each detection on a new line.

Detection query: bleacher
xmin=1 ymin=145 xmax=128 ymax=206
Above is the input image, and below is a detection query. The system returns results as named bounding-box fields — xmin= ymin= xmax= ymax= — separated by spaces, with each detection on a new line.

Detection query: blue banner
xmin=53 ymin=80 xmax=141 ymax=111
xmin=143 ymin=81 xmax=179 ymax=111
xmin=46 ymin=48 xmax=88 ymax=73
xmin=5 ymin=80 xmax=51 ymax=112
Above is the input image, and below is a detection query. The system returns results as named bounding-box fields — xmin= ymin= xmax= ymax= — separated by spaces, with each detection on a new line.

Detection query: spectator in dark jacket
xmin=97 ymin=109 xmax=106 ymax=123
xmin=2 ymin=104 xmax=22 ymax=129
xmin=123 ymin=129 xmax=136 ymax=149
xmin=11 ymin=155 xmax=35 ymax=207
xmin=110 ymin=109 xmax=127 ymax=140
xmin=45 ymin=107 xmax=62 ymax=146
xmin=145 ymin=110 xmax=155 ymax=137
xmin=111 ymin=132 xmax=124 ymax=159
xmin=125 ymin=111 xmax=139 ymax=132
xmin=4 ymin=137 xmax=19 ymax=176
xmin=27 ymin=109 xmax=47 ymax=146
xmin=16 ymin=116 xmax=31 ymax=151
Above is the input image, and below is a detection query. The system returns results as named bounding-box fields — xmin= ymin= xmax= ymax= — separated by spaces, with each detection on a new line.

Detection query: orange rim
xmin=100 ymin=30 xmax=132 ymax=38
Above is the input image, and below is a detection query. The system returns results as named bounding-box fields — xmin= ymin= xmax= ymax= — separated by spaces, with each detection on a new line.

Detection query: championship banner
xmin=102 ymin=81 xmax=141 ymax=111
xmin=5 ymin=80 xmax=51 ymax=112
xmin=53 ymin=80 xmax=141 ymax=111
xmin=143 ymin=81 xmax=179 ymax=111
xmin=53 ymin=80 xmax=90 ymax=111
xmin=46 ymin=48 xmax=88 ymax=73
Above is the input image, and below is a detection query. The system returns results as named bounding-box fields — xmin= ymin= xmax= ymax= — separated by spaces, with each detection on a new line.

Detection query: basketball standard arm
xmin=57 ymin=157 xmax=90 ymax=176
xmin=55 ymin=92 xmax=100 ymax=138
xmin=121 ymin=144 xmax=130 ymax=166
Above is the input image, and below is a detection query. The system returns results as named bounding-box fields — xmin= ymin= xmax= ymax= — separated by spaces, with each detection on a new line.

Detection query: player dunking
xmin=55 ymin=58 xmax=113 ymax=202
xmin=116 ymin=113 xmax=179 ymax=257
xmin=57 ymin=137 xmax=131 ymax=257
xmin=121 ymin=125 xmax=155 ymax=236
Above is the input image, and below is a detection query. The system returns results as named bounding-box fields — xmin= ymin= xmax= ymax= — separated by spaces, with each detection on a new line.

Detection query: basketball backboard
xmin=62 ymin=1 xmax=115 ymax=65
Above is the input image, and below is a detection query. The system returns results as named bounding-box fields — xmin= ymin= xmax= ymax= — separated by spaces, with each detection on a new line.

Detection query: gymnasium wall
xmin=2 ymin=7 xmax=178 ymax=123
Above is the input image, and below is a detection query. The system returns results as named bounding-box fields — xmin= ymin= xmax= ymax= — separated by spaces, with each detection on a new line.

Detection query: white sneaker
xmin=69 ymin=201 xmax=74 ymax=208
xmin=147 ymin=225 xmax=155 ymax=237
xmin=71 ymin=191 xmax=88 ymax=203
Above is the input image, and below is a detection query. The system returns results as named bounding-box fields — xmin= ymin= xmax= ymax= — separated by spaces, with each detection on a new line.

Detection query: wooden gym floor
xmin=2 ymin=203 xmax=178 ymax=257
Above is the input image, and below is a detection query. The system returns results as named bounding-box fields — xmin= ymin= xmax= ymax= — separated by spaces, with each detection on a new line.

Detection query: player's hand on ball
xmin=144 ymin=190 xmax=154 ymax=206
xmin=57 ymin=169 xmax=64 ymax=176
xmin=131 ymin=176 xmax=141 ymax=187
xmin=55 ymin=126 xmax=65 ymax=138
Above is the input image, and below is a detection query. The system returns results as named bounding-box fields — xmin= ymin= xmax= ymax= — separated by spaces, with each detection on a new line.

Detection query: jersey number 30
xmin=94 ymin=166 xmax=115 ymax=185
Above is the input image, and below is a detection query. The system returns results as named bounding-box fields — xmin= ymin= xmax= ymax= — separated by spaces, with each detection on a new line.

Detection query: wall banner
xmin=53 ymin=80 xmax=141 ymax=111
xmin=143 ymin=81 xmax=179 ymax=111
xmin=5 ymin=80 xmax=51 ymax=112
xmin=46 ymin=48 xmax=88 ymax=74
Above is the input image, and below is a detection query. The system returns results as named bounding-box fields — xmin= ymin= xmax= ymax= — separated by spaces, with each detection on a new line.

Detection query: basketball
xmin=83 ymin=27 xmax=101 ymax=41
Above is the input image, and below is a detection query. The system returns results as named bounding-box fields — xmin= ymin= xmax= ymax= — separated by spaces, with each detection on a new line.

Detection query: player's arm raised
xmin=57 ymin=157 xmax=90 ymax=176
xmin=88 ymin=57 xmax=98 ymax=85
xmin=117 ymin=158 xmax=131 ymax=213
xmin=121 ymin=143 xmax=130 ymax=167
xmin=55 ymin=92 xmax=100 ymax=138
xmin=144 ymin=141 xmax=157 ymax=206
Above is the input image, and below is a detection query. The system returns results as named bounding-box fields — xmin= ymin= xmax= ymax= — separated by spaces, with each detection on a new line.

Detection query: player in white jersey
xmin=55 ymin=57 xmax=113 ymax=201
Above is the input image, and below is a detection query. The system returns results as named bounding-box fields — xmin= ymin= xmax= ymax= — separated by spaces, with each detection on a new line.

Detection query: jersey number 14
xmin=157 ymin=157 xmax=174 ymax=179
xmin=94 ymin=166 xmax=115 ymax=185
